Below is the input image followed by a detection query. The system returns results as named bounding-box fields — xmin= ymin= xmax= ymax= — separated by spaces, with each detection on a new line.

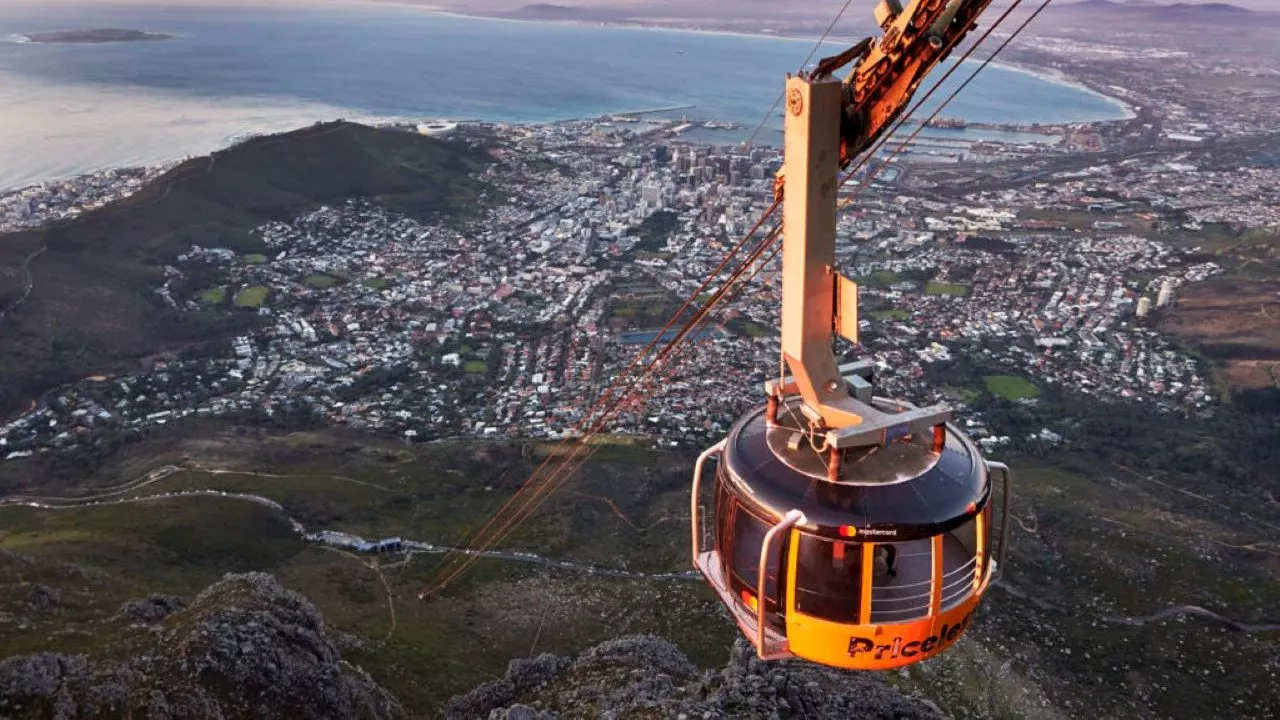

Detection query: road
xmin=6 ymin=464 xmax=1274 ymax=634
xmin=0 ymin=245 xmax=47 ymax=320
xmin=996 ymin=582 xmax=1280 ymax=637
xmin=0 ymin=464 xmax=182 ymax=505
xmin=0 ymin=465 xmax=698 ymax=584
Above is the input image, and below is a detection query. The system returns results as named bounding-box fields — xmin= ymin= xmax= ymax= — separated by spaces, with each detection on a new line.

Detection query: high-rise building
xmin=1157 ymin=279 xmax=1175 ymax=308
xmin=1136 ymin=297 xmax=1152 ymax=317
xmin=641 ymin=184 xmax=662 ymax=208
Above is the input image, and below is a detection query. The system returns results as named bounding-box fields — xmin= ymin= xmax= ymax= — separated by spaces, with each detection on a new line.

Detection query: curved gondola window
xmin=869 ymin=539 xmax=933 ymax=623
xmin=941 ymin=517 xmax=980 ymax=611
xmin=714 ymin=476 xmax=732 ymax=560
xmin=728 ymin=505 xmax=785 ymax=604
xmin=793 ymin=534 xmax=860 ymax=623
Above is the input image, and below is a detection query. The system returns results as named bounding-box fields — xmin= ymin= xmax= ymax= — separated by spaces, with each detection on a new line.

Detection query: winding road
xmin=0 ymin=466 xmax=698 ymax=585
xmin=0 ymin=245 xmax=47 ymax=320
xmin=994 ymin=582 xmax=1280 ymax=636
xmin=1102 ymin=605 xmax=1280 ymax=633
xmin=3 ymin=465 xmax=1273 ymax=634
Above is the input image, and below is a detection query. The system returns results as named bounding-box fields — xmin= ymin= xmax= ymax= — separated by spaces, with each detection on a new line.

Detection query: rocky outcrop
xmin=0 ymin=572 xmax=402 ymax=720
xmin=1 ymin=570 xmax=949 ymax=719
xmin=114 ymin=594 xmax=187 ymax=624
xmin=446 ymin=635 xmax=948 ymax=720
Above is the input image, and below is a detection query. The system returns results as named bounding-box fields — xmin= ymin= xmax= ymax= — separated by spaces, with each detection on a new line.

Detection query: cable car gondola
xmin=691 ymin=388 xmax=1012 ymax=670
xmin=689 ymin=23 xmax=1012 ymax=670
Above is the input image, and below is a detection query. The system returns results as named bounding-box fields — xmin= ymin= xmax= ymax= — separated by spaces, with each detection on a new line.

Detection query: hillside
xmin=503 ymin=4 xmax=610 ymax=20
xmin=0 ymin=572 xmax=401 ymax=719
xmin=0 ymin=122 xmax=493 ymax=416
xmin=1047 ymin=0 xmax=1279 ymax=25
xmin=1 ymin=422 xmax=1276 ymax=718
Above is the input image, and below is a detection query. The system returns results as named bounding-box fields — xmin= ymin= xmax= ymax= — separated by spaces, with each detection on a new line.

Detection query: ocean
xmin=0 ymin=1 xmax=1132 ymax=191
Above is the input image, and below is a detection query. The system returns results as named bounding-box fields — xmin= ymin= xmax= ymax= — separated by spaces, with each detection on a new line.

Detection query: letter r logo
xmin=847 ymin=637 xmax=874 ymax=657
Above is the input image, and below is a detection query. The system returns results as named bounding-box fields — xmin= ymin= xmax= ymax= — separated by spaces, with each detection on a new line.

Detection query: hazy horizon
xmin=10 ymin=0 xmax=1280 ymax=11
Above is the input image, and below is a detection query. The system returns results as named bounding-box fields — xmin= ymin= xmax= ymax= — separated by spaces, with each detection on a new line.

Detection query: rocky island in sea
xmin=20 ymin=29 xmax=174 ymax=44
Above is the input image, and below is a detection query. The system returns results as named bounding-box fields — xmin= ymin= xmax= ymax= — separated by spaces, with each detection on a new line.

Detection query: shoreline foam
xmin=370 ymin=5 xmax=1135 ymax=122
xmin=990 ymin=60 xmax=1136 ymax=121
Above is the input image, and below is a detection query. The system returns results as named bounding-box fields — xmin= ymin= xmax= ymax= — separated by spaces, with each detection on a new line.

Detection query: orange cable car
xmin=691 ymin=393 xmax=1012 ymax=670
xmin=689 ymin=13 xmax=1013 ymax=669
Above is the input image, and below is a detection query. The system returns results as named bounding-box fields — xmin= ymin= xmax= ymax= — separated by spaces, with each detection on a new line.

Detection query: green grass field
xmin=0 ymin=429 xmax=719 ymax=710
xmin=854 ymin=270 xmax=903 ymax=288
xmin=234 ymin=286 xmax=269 ymax=308
xmin=198 ymin=287 xmax=227 ymax=304
xmin=463 ymin=360 xmax=487 ymax=374
xmin=926 ymin=280 xmax=971 ymax=297
xmin=361 ymin=277 xmax=391 ymax=290
xmin=983 ymin=374 xmax=1040 ymax=400
xmin=302 ymin=272 xmax=335 ymax=286
xmin=872 ymin=309 xmax=911 ymax=321
xmin=243 ymin=253 xmax=269 ymax=264
xmin=941 ymin=385 xmax=980 ymax=404
xmin=304 ymin=274 xmax=338 ymax=289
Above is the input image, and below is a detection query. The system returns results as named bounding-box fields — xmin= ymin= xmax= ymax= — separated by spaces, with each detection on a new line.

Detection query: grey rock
xmin=0 ymin=572 xmax=403 ymax=720
xmin=489 ymin=705 xmax=557 ymax=720
xmin=20 ymin=583 xmax=63 ymax=615
xmin=447 ymin=636 xmax=949 ymax=720
xmin=115 ymin=594 xmax=188 ymax=624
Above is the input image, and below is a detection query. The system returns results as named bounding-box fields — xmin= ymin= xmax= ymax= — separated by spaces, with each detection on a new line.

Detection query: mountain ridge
xmin=0 ymin=571 xmax=402 ymax=719
xmin=0 ymin=121 xmax=492 ymax=418
xmin=1053 ymin=0 xmax=1266 ymax=17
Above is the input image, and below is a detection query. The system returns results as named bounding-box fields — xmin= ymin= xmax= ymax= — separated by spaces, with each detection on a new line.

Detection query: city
xmin=0 ymin=111 xmax=1242 ymax=461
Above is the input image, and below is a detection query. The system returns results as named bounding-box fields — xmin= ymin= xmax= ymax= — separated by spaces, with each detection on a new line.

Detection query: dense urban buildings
xmin=5 ymin=97 xmax=1258 ymax=462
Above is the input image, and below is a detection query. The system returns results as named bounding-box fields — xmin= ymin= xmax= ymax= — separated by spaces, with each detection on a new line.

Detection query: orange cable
xmin=419 ymin=206 xmax=780 ymax=595
xmin=426 ymin=226 xmax=784 ymax=593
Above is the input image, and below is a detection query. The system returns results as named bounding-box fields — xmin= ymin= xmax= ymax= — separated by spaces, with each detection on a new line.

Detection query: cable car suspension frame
xmin=687 ymin=0 xmax=1049 ymax=670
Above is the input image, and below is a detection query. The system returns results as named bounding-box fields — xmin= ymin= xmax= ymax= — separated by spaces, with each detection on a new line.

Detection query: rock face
xmin=446 ymin=635 xmax=948 ymax=720
xmin=114 ymin=594 xmax=188 ymax=624
xmin=0 ymin=572 xmax=402 ymax=720
xmin=0 ymin=571 xmax=948 ymax=719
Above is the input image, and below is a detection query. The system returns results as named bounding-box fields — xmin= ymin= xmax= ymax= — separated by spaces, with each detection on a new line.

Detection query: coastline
xmin=9 ymin=31 xmax=191 ymax=46
xmin=13 ymin=30 xmax=176 ymax=45
xmin=362 ymin=3 xmax=1136 ymax=122
xmin=355 ymin=1 xmax=855 ymax=47
xmin=0 ymin=5 xmax=1135 ymax=191
xmin=988 ymin=59 xmax=1137 ymax=122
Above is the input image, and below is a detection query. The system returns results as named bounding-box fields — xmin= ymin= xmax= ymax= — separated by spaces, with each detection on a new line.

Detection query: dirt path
xmin=0 ymin=245 xmax=47 ymax=320
xmin=187 ymin=462 xmax=398 ymax=492
xmin=319 ymin=546 xmax=398 ymax=643
xmin=996 ymin=582 xmax=1280 ymax=635
xmin=1 ymin=465 xmax=699 ymax=588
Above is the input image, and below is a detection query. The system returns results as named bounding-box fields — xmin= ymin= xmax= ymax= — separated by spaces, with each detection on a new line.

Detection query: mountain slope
xmin=0 ymin=572 xmax=402 ymax=719
xmin=1049 ymin=0 xmax=1273 ymax=23
xmin=0 ymin=121 xmax=492 ymax=416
